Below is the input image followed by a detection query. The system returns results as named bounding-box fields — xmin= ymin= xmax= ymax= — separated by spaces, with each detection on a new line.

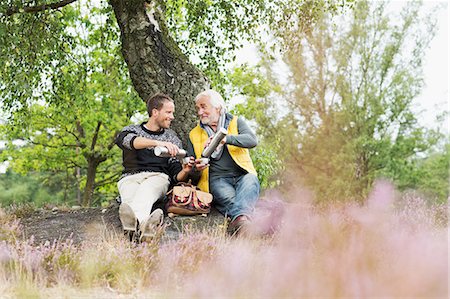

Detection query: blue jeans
xmin=209 ymin=173 xmax=260 ymax=221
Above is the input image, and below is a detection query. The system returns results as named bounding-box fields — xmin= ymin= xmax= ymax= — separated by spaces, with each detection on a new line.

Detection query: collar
xmin=141 ymin=122 xmax=164 ymax=135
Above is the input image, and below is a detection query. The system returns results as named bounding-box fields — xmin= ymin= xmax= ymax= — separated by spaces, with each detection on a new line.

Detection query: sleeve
xmin=186 ymin=138 xmax=201 ymax=185
xmin=115 ymin=129 xmax=138 ymax=150
xmin=225 ymin=117 xmax=258 ymax=148
xmin=167 ymin=158 xmax=183 ymax=185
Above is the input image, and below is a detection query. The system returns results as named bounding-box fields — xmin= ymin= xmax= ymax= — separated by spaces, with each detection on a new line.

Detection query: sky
xmin=233 ymin=0 xmax=449 ymax=132
xmin=412 ymin=1 xmax=448 ymax=131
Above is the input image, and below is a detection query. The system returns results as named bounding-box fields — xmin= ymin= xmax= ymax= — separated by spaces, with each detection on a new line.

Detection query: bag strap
xmin=192 ymin=190 xmax=201 ymax=210
xmin=176 ymin=181 xmax=193 ymax=188
xmin=167 ymin=182 xmax=194 ymax=195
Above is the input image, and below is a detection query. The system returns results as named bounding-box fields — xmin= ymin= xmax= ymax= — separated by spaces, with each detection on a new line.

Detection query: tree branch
xmin=107 ymin=130 xmax=120 ymax=151
xmin=94 ymin=172 xmax=121 ymax=187
xmin=6 ymin=0 xmax=77 ymax=16
xmin=90 ymin=121 xmax=102 ymax=151
xmin=75 ymin=120 xmax=85 ymax=139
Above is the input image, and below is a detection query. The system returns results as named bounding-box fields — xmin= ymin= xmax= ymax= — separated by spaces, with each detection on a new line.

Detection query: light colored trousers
xmin=117 ymin=172 xmax=170 ymax=223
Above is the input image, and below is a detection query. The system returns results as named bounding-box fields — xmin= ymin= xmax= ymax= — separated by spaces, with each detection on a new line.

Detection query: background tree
xmin=0 ymin=169 xmax=69 ymax=207
xmin=228 ymin=65 xmax=284 ymax=189
xmin=415 ymin=143 xmax=450 ymax=203
xmin=1 ymin=2 xmax=142 ymax=206
xmin=233 ymin=1 xmax=446 ymax=202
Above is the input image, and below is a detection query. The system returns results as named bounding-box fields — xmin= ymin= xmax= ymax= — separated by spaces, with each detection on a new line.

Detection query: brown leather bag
xmin=166 ymin=183 xmax=213 ymax=216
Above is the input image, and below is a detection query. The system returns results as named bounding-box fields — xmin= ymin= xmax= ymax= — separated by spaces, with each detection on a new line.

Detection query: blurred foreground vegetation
xmin=0 ymin=183 xmax=447 ymax=298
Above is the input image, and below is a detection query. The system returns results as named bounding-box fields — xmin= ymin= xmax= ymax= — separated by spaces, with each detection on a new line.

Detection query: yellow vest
xmin=189 ymin=116 xmax=257 ymax=192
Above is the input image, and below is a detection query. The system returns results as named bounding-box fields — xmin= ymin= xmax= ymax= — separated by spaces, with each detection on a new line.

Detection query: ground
xmin=18 ymin=202 xmax=227 ymax=245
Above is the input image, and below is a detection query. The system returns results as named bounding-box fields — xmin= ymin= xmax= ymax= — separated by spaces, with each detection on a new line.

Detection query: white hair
xmin=195 ymin=89 xmax=226 ymax=109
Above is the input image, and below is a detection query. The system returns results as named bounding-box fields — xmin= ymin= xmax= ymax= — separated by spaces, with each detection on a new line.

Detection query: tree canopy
xmin=231 ymin=1 xmax=447 ymax=202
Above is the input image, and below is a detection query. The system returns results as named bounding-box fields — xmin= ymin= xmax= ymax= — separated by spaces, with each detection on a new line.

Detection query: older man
xmin=115 ymin=93 xmax=193 ymax=242
xmin=187 ymin=89 xmax=260 ymax=235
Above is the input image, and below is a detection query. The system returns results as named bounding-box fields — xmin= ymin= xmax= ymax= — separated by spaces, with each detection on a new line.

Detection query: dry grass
xmin=0 ymin=181 xmax=447 ymax=298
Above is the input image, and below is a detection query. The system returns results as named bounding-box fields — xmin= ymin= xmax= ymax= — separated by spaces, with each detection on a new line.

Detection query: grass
xmin=0 ymin=181 xmax=447 ymax=298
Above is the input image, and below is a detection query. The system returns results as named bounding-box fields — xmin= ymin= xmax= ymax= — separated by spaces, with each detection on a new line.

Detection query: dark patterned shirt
xmin=115 ymin=122 xmax=183 ymax=183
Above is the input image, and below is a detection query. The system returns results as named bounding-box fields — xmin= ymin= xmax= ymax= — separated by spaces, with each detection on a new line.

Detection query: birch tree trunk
xmin=109 ymin=0 xmax=209 ymax=145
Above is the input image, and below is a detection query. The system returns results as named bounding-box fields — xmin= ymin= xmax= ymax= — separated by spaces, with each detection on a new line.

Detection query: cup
xmin=182 ymin=157 xmax=192 ymax=165
xmin=198 ymin=157 xmax=209 ymax=165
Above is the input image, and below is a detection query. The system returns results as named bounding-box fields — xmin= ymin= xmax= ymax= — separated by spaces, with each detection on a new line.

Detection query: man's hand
xmin=158 ymin=141 xmax=179 ymax=156
xmin=203 ymin=136 xmax=213 ymax=148
xmin=177 ymin=156 xmax=195 ymax=182
xmin=203 ymin=135 xmax=227 ymax=148
xmin=203 ymin=135 xmax=226 ymax=149
xmin=194 ymin=158 xmax=209 ymax=171
xmin=182 ymin=156 xmax=195 ymax=172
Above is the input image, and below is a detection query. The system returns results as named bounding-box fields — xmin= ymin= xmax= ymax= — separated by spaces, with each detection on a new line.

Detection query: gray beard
xmin=200 ymin=119 xmax=210 ymax=125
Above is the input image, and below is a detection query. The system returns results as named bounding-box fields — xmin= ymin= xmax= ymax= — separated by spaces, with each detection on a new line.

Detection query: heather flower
xmin=0 ymin=181 xmax=447 ymax=298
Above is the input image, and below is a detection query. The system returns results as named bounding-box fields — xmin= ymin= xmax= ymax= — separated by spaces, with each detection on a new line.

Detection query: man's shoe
xmin=119 ymin=203 xmax=138 ymax=242
xmin=119 ymin=203 xmax=137 ymax=231
xmin=139 ymin=208 xmax=164 ymax=243
xmin=227 ymin=215 xmax=251 ymax=237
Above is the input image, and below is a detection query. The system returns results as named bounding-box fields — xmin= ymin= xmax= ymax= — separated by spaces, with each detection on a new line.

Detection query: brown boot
xmin=227 ymin=215 xmax=251 ymax=237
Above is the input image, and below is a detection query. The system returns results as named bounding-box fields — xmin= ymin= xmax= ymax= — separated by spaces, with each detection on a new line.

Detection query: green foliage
xmin=391 ymin=142 xmax=450 ymax=203
xmin=0 ymin=170 xmax=69 ymax=207
xmin=228 ymin=65 xmax=284 ymax=189
xmin=250 ymin=146 xmax=284 ymax=189
xmin=163 ymin=0 xmax=354 ymax=89
xmin=0 ymin=0 xmax=73 ymax=112
xmin=416 ymin=144 xmax=450 ymax=203
xmin=163 ymin=0 xmax=267 ymax=89
xmin=1 ymin=1 xmax=142 ymax=206
xmin=238 ymin=1 xmax=445 ymax=202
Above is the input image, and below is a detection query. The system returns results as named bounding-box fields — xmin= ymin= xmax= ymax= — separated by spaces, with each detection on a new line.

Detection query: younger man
xmin=115 ymin=93 xmax=193 ymax=242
